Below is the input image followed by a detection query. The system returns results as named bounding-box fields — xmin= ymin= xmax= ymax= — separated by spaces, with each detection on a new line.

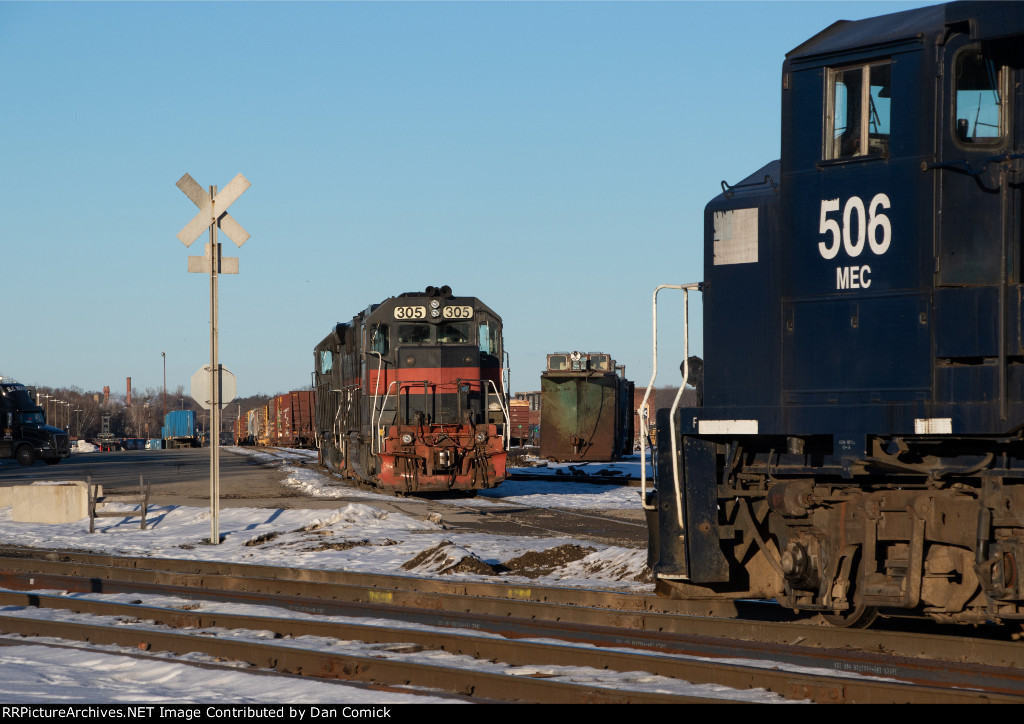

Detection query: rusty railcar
xmin=314 ymin=286 xmax=508 ymax=493
xmin=270 ymin=390 xmax=316 ymax=448
xmin=540 ymin=351 xmax=634 ymax=462
xmin=288 ymin=390 xmax=315 ymax=448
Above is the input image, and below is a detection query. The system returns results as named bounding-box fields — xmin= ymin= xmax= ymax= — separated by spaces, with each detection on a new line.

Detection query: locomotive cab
xmin=649 ymin=2 xmax=1024 ymax=626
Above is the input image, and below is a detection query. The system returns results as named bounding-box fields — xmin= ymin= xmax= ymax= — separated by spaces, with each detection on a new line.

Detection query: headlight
xmin=429 ymin=299 xmax=440 ymax=309
xmin=475 ymin=432 xmax=487 ymax=443
xmin=430 ymin=308 xmax=440 ymax=318
xmin=401 ymin=433 xmax=414 ymax=445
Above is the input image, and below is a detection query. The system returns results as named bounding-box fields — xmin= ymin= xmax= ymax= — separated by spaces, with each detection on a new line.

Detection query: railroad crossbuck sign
xmin=177 ymin=173 xmax=250 ymax=274
xmin=177 ymin=173 xmax=250 ymax=247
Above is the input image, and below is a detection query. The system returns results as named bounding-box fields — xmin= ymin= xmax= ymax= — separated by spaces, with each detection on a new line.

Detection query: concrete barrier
xmin=9 ymin=481 xmax=101 ymax=524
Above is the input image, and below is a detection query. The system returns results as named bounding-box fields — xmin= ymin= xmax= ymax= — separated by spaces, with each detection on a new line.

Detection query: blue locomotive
xmin=647 ymin=1 xmax=1024 ymax=626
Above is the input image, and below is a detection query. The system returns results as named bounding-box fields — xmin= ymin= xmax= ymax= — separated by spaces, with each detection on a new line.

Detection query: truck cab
xmin=0 ymin=382 xmax=71 ymax=465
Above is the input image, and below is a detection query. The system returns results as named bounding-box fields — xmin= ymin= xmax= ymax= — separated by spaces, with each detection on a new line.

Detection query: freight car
xmin=313 ymin=286 xmax=508 ymax=493
xmin=269 ymin=390 xmax=315 ymax=448
xmin=540 ymin=352 xmax=634 ymax=462
xmin=646 ymin=1 xmax=1024 ymax=627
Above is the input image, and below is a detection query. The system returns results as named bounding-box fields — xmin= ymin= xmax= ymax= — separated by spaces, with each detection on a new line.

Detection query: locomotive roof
xmin=710 ymin=159 xmax=780 ymax=205
xmin=787 ymin=1 xmax=1024 ymax=62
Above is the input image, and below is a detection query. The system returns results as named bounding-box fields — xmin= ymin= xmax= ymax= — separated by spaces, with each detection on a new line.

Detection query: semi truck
xmin=0 ymin=380 xmax=71 ymax=465
xmin=162 ymin=409 xmax=197 ymax=448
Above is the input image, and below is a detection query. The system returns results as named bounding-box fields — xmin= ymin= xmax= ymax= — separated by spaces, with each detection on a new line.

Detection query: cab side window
xmin=319 ymin=350 xmax=333 ymax=374
xmin=825 ymin=61 xmax=890 ymax=159
xmin=954 ymin=49 xmax=1004 ymax=145
xmin=369 ymin=324 xmax=390 ymax=355
xmin=478 ymin=320 xmax=500 ymax=357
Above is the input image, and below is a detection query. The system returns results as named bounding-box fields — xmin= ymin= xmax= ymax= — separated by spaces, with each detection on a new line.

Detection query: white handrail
xmin=371 ymin=375 xmax=511 ymax=453
xmin=639 ymin=283 xmax=701 ymax=523
xmin=485 ymin=378 xmax=511 ymax=449
xmin=373 ymin=379 xmax=400 ymax=453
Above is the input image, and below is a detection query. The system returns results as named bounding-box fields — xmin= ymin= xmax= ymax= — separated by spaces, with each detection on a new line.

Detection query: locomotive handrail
xmin=369 ymin=351 xmax=387 ymax=452
xmin=373 ymin=379 xmax=426 ymax=453
xmin=452 ymin=376 xmax=511 ymax=450
xmin=484 ymin=378 xmax=511 ymax=449
xmin=639 ymin=283 xmax=702 ymax=527
xmin=924 ymin=151 xmax=1024 ymax=178
xmin=720 ymin=174 xmax=777 ymax=198
xmin=373 ymin=378 xmax=507 ymax=452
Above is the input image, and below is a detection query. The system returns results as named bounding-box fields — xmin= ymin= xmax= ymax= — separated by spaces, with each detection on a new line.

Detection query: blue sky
xmin=0 ymin=0 xmax=929 ymax=398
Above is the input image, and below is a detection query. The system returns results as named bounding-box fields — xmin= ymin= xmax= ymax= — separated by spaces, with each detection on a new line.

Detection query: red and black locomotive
xmin=314 ymin=286 xmax=508 ymax=493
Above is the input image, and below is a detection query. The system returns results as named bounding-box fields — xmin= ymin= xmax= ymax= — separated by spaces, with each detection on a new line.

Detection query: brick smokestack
xmin=127 ymin=377 xmax=132 ymax=407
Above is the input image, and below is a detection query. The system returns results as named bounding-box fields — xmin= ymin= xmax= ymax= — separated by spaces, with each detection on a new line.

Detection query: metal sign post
xmin=176 ymin=172 xmax=250 ymax=544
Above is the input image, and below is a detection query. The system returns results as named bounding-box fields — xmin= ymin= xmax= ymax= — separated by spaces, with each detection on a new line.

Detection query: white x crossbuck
xmin=176 ymin=173 xmax=251 ymax=247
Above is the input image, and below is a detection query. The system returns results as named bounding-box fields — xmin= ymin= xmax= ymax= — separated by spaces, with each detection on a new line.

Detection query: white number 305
xmin=818 ymin=193 xmax=891 ymax=260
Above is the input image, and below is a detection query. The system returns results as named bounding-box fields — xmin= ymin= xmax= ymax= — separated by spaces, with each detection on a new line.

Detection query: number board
xmin=394 ymin=306 xmax=426 ymax=320
xmin=443 ymin=305 xmax=474 ymax=319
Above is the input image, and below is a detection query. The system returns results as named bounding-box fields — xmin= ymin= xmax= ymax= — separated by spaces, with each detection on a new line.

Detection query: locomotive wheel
xmin=822 ymin=571 xmax=878 ymax=628
xmin=823 ymin=599 xmax=879 ymax=628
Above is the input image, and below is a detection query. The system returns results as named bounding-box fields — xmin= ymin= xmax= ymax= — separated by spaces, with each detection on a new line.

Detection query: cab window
xmin=479 ymin=320 xmax=500 ymax=356
xmin=547 ymin=354 xmax=567 ymax=371
xmin=369 ymin=324 xmax=389 ymax=355
xmin=319 ymin=349 xmax=333 ymax=374
xmin=954 ymin=49 xmax=1004 ymax=145
xmin=397 ymin=323 xmax=431 ymax=344
xmin=825 ymin=61 xmax=890 ymax=159
xmin=438 ymin=322 xmax=472 ymax=344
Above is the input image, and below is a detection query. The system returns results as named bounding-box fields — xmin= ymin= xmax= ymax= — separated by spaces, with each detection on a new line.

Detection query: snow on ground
xmin=0 ymin=448 xmax=805 ymax=704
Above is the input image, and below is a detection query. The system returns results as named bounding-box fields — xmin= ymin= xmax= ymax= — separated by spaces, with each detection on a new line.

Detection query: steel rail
xmin=0 ymin=613 xmax=728 ymax=704
xmin=4 ymin=559 xmax=1024 ymax=700
xmin=0 ymin=636 xmax=479 ymax=703
xmin=1 ymin=549 xmax=1022 ymax=670
xmin=0 ymin=591 xmax=1017 ymax=704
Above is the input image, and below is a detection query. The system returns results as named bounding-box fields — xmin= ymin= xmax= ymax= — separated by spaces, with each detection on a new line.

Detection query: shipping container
xmin=162 ymin=410 xmax=197 ymax=448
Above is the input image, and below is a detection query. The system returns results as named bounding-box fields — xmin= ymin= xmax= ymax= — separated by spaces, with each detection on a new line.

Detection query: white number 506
xmin=818 ymin=193 xmax=891 ymax=260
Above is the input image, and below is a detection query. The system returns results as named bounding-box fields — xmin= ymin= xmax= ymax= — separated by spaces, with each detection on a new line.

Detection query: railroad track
xmin=0 ymin=549 xmax=1021 ymax=703
xmin=246 ymin=445 xmax=641 ymax=487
